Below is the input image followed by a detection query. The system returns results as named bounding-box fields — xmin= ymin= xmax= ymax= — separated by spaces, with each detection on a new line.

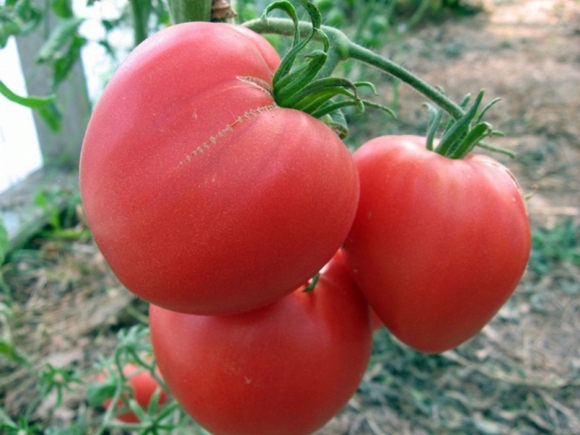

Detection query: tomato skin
xmin=149 ymin=251 xmax=373 ymax=435
xmin=79 ymin=22 xmax=359 ymax=315
xmin=100 ymin=364 xmax=167 ymax=423
xmin=370 ymin=307 xmax=384 ymax=330
xmin=343 ymin=135 xmax=531 ymax=353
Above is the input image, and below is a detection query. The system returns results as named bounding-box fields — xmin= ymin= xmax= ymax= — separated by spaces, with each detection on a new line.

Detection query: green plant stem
xmin=243 ymin=18 xmax=466 ymax=120
xmin=95 ymin=354 xmax=129 ymax=435
xmin=24 ymin=389 xmax=44 ymax=422
xmin=405 ymin=0 xmax=432 ymax=31
xmin=129 ymin=0 xmax=151 ymax=46
xmin=168 ymin=0 xmax=212 ymax=23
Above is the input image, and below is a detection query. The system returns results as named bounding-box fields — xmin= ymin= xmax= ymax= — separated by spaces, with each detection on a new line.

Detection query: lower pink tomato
xmin=149 ymin=251 xmax=373 ymax=435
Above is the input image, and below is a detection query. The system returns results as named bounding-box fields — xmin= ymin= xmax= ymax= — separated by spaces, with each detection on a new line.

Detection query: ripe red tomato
xmin=79 ymin=22 xmax=359 ymax=315
xmin=343 ymin=135 xmax=531 ymax=353
xmin=100 ymin=364 xmax=167 ymax=423
xmin=149 ymin=251 xmax=373 ymax=435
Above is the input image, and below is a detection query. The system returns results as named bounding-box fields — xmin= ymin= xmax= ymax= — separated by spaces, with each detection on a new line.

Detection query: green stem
xmin=315 ymin=38 xmax=346 ymax=79
xmin=243 ymin=18 xmax=466 ymax=120
xmin=129 ymin=0 xmax=151 ymax=46
xmin=405 ymin=0 xmax=432 ymax=31
xmin=168 ymin=0 xmax=212 ymax=23
xmin=96 ymin=353 xmax=130 ymax=435
xmin=345 ymin=43 xmax=465 ymax=119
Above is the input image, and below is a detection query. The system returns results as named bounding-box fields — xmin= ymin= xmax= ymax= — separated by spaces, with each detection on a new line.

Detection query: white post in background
xmin=0 ymin=6 xmax=91 ymax=249
xmin=16 ymin=12 xmax=92 ymax=169
xmin=0 ymin=37 xmax=43 ymax=194
xmin=0 ymin=0 xmax=131 ymax=249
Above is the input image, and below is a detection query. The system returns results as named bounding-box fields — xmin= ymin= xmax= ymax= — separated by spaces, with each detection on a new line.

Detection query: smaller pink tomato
xmin=99 ymin=364 xmax=167 ymax=423
xmin=344 ymin=135 xmax=531 ymax=353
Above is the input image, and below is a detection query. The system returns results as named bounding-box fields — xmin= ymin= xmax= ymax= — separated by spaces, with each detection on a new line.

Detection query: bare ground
xmin=1 ymin=0 xmax=580 ymax=433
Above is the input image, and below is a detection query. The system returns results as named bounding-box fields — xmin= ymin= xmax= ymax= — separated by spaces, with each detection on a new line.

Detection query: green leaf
xmin=0 ymin=0 xmax=43 ymax=46
xmin=52 ymin=34 xmax=86 ymax=86
xmin=0 ymin=213 xmax=7 ymax=265
xmin=0 ymin=80 xmax=55 ymax=109
xmin=325 ymin=114 xmax=349 ymax=139
xmin=37 ymin=101 xmax=62 ymax=132
xmin=0 ymin=337 xmax=28 ymax=366
xmin=0 ymin=214 xmax=7 ymax=255
xmin=51 ymin=0 xmax=74 ymax=18
xmin=86 ymin=382 xmax=117 ymax=407
xmin=37 ymin=16 xmax=84 ymax=63
xmin=0 ymin=20 xmax=22 ymax=47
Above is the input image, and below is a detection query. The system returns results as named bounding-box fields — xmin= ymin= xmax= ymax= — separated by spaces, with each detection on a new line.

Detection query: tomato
xmin=99 ymin=364 xmax=167 ymax=423
xmin=79 ymin=22 xmax=359 ymax=315
xmin=149 ymin=251 xmax=373 ymax=435
xmin=343 ymin=135 xmax=531 ymax=353
xmin=370 ymin=307 xmax=383 ymax=330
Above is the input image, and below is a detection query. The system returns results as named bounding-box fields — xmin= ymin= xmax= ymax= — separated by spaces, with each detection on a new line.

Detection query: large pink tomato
xmin=79 ymin=22 xmax=359 ymax=315
xmin=343 ymin=135 xmax=531 ymax=353
xmin=149 ymin=251 xmax=373 ymax=435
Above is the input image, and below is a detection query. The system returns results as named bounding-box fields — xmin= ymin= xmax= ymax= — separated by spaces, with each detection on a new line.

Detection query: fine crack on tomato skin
xmin=179 ymin=103 xmax=277 ymax=165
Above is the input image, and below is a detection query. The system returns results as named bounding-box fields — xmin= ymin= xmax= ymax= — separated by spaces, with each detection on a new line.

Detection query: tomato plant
xmin=343 ymin=135 xmax=531 ymax=353
xmin=79 ymin=21 xmax=360 ymax=315
xmin=149 ymin=250 xmax=373 ymax=435
xmin=98 ymin=363 xmax=168 ymax=423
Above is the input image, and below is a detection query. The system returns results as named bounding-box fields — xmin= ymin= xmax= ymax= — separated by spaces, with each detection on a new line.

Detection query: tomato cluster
xmin=80 ymin=22 xmax=530 ymax=434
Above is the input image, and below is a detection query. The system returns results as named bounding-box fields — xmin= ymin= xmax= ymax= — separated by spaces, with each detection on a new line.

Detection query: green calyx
xmin=425 ymin=90 xmax=512 ymax=159
xmin=262 ymin=0 xmax=394 ymax=138
xmin=303 ymin=272 xmax=320 ymax=293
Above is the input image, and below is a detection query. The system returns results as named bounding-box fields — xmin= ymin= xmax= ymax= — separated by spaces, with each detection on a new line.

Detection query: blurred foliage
xmin=313 ymin=0 xmax=483 ymax=44
xmin=0 ymin=0 xmax=170 ymax=131
xmin=529 ymin=219 xmax=580 ymax=275
xmin=0 ymin=213 xmax=7 ymax=266
xmin=0 ymin=0 xmax=43 ymax=47
xmin=1 ymin=0 xmax=484 ymax=132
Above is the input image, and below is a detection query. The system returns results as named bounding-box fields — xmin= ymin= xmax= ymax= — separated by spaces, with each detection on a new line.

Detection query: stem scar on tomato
xmin=237 ymin=76 xmax=273 ymax=94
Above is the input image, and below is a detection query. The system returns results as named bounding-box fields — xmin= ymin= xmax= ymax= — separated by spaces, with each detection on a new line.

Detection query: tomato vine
xmin=164 ymin=0 xmax=506 ymax=156
xmin=242 ymin=6 xmax=515 ymax=157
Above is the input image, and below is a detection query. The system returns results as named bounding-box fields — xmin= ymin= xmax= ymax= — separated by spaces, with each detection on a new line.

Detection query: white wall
xmin=0 ymin=0 xmax=131 ymax=194
xmin=0 ymin=36 xmax=43 ymax=193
